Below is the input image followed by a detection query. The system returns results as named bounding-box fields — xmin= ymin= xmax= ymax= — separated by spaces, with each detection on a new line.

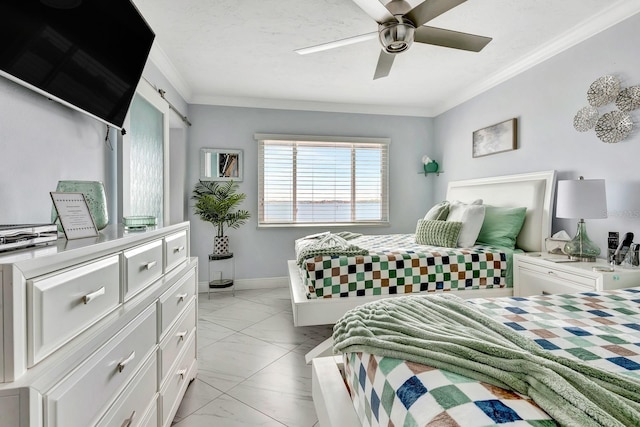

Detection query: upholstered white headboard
xmin=446 ymin=170 xmax=556 ymax=252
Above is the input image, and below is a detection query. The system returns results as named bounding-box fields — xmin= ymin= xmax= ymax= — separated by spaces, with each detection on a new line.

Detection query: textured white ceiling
xmin=133 ymin=0 xmax=640 ymax=116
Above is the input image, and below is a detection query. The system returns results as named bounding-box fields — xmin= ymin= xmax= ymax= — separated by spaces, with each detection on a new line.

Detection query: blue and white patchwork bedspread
xmin=343 ymin=288 xmax=640 ymax=426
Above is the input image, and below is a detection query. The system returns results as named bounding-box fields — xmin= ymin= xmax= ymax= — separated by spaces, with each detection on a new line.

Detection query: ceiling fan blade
xmin=414 ymin=26 xmax=492 ymax=52
xmin=295 ymin=32 xmax=378 ymax=55
xmin=406 ymin=0 xmax=467 ymax=27
xmin=351 ymin=0 xmax=394 ymax=23
xmin=373 ymin=50 xmax=395 ymax=80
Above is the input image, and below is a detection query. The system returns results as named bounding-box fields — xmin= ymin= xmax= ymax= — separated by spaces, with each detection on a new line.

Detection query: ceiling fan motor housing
xmin=379 ymin=19 xmax=415 ymax=53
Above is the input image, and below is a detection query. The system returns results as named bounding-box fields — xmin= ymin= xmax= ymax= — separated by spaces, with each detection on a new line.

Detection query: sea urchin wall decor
xmin=573 ymin=75 xmax=638 ymax=143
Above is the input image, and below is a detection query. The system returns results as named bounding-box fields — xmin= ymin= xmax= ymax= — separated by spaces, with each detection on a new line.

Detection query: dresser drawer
xmin=165 ymin=230 xmax=188 ymax=273
xmin=124 ymin=239 xmax=163 ymax=301
xmin=27 ymin=255 xmax=120 ymax=366
xmin=159 ymin=300 xmax=196 ymax=383
xmin=139 ymin=398 xmax=159 ymax=427
xmin=160 ymin=333 xmax=196 ymax=427
xmin=158 ymin=268 xmax=196 ymax=338
xmin=96 ymin=354 xmax=157 ymax=427
xmin=45 ymin=304 xmax=157 ymax=427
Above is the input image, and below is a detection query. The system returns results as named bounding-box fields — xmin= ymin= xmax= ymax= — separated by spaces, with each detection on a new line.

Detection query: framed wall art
xmin=472 ymin=118 xmax=518 ymax=158
xmin=200 ymin=148 xmax=243 ymax=181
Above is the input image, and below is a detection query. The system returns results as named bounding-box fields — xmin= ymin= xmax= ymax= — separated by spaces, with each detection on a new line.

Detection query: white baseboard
xmin=198 ymin=276 xmax=287 ymax=294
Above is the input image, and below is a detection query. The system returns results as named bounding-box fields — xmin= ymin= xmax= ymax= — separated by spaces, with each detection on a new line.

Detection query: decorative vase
xmin=51 ymin=180 xmax=109 ymax=230
xmin=213 ymin=236 xmax=229 ymax=255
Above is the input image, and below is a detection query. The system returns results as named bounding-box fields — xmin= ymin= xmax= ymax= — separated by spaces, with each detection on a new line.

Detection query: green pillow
xmin=424 ymin=201 xmax=450 ymax=221
xmin=415 ymin=219 xmax=462 ymax=248
xmin=476 ymin=205 xmax=527 ymax=249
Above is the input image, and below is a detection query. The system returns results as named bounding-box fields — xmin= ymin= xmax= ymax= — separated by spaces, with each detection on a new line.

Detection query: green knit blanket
xmin=332 ymin=294 xmax=640 ymax=427
xmin=296 ymin=232 xmax=367 ymax=267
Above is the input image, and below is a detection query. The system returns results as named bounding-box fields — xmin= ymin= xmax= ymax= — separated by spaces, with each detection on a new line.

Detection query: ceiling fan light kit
xmin=295 ymin=0 xmax=492 ymax=79
xmin=379 ymin=20 xmax=415 ymax=53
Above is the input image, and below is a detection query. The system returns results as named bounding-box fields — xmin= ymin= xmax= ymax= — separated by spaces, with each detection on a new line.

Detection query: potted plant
xmin=192 ymin=180 xmax=251 ymax=254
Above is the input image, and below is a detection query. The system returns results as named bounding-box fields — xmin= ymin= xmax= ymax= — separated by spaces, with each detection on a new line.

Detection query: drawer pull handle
xmin=82 ymin=287 xmax=106 ymax=304
xmin=117 ymin=351 xmax=136 ymax=373
xmin=177 ymin=368 xmax=187 ymax=380
xmin=177 ymin=292 xmax=188 ymax=302
xmin=145 ymin=260 xmax=157 ymax=270
xmin=174 ymin=245 xmax=185 ymax=253
xmin=177 ymin=330 xmax=188 ymax=341
xmin=121 ymin=410 xmax=136 ymax=427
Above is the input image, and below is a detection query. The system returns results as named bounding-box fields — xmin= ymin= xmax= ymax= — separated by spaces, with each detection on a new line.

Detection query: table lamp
xmin=555 ymin=176 xmax=607 ymax=261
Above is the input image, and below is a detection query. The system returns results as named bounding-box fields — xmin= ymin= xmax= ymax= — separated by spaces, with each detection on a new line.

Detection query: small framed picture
xmin=200 ymin=148 xmax=243 ymax=181
xmin=50 ymin=192 xmax=99 ymax=239
xmin=472 ymin=118 xmax=518 ymax=158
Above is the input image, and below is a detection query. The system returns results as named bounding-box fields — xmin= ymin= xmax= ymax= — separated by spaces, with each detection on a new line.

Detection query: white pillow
xmin=447 ymin=200 xmax=486 ymax=247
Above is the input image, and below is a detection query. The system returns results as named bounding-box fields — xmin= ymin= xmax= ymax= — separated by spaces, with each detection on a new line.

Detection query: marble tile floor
xmin=172 ymin=287 xmax=334 ymax=427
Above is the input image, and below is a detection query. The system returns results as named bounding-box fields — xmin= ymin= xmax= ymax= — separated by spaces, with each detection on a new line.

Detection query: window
xmin=256 ymin=134 xmax=389 ymax=227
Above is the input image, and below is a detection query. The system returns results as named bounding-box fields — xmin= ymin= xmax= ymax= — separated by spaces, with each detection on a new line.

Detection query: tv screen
xmin=0 ymin=0 xmax=155 ymax=129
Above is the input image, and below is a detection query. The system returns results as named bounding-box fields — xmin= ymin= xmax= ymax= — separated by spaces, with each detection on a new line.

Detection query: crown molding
xmin=190 ymin=94 xmax=433 ymax=117
xmin=148 ymin=43 xmax=193 ymax=102
xmin=149 ymin=1 xmax=640 ymax=119
xmin=432 ymin=0 xmax=640 ymax=116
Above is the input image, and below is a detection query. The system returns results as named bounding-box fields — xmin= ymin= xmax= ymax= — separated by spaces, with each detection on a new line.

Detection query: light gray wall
xmin=186 ymin=105 xmax=434 ymax=282
xmin=0 ymin=61 xmax=188 ymax=228
xmin=433 ymin=12 xmax=640 ymax=257
xmin=0 ymin=76 xmax=114 ymax=224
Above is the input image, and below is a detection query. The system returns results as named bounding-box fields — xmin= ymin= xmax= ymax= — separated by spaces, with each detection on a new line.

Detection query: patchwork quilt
xmin=343 ymin=288 xmax=640 ymax=426
xmin=296 ymin=234 xmax=511 ymax=299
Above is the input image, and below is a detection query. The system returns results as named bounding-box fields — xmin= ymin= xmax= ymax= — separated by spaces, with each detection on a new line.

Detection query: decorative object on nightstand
xmin=421 ymin=155 xmax=441 ymax=176
xmin=192 ymin=180 xmax=250 ymax=255
xmin=555 ymin=176 xmax=607 ymax=262
xmin=208 ymin=252 xmax=235 ymax=298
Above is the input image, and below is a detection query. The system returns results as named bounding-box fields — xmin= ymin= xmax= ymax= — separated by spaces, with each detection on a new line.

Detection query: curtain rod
xmin=141 ymin=76 xmax=192 ymax=126
xmin=158 ymin=89 xmax=192 ymax=127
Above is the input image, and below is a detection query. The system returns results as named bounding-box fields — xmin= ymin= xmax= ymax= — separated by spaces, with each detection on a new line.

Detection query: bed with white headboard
xmin=288 ymin=170 xmax=556 ymax=327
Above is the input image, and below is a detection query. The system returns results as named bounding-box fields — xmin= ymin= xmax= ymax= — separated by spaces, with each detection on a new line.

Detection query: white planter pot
xmin=213 ymin=236 xmax=230 ymax=255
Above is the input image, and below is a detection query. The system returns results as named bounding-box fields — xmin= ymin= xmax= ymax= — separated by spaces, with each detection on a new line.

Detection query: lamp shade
xmin=556 ymin=178 xmax=607 ymax=219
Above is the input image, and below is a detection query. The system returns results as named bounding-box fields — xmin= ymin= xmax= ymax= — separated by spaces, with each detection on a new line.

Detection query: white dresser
xmin=0 ymin=222 xmax=197 ymax=427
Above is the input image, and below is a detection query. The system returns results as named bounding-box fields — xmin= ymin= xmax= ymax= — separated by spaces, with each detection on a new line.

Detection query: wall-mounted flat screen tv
xmin=0 ymin=0 xmax=155 ymax=129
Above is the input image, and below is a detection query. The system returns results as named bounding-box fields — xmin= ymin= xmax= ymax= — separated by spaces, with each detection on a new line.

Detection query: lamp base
xmin=563 ymin=219 xmax=600 ymax=263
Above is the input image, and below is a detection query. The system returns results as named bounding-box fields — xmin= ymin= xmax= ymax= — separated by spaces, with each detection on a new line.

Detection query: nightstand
xmin=513 ymin=253 xmax=640 ymax=297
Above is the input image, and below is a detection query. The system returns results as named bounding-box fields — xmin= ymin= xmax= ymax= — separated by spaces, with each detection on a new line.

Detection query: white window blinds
xmin=255 ymin=134 xmax=390 ymax=227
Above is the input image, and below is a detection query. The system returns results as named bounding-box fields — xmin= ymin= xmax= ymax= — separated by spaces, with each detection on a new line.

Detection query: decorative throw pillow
xmin=415 ymin=219 xmax=462 ymax=248
xmin=476 ymin=205 xmax=527 ymax=249
xmin=424 ymin=201 xmax=450 ymax=221
xmin=446 ymin=201 xmax=486 ymax=247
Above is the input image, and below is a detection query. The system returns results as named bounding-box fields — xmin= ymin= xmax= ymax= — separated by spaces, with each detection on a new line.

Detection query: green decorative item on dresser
xmin=192 ymin=180 xmax=250 ymax=255
xmin=51 ymin=180 xmax=109 ymax=230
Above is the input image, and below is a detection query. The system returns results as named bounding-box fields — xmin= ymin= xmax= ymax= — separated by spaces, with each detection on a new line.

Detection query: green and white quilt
xmin=338 ymin=288 xmax=640 ymax=427
xmin=295 ymin=233 xmax=512 ymax=299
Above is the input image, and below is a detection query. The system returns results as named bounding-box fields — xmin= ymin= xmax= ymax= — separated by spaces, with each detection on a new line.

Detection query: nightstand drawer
xmin=517 ymin=260 xmax=595 ymax=288
xmin=27 ymin=255 xmax=121 ymax=366
xmin=124 ymin=239 xmax=163 ymax=301
xmin=517 ymin=265 xmax=593 ymax=296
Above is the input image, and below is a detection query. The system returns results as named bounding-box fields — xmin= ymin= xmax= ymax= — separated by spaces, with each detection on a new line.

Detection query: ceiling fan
xmin=295 ymin=0 xmax=492 ymax=80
